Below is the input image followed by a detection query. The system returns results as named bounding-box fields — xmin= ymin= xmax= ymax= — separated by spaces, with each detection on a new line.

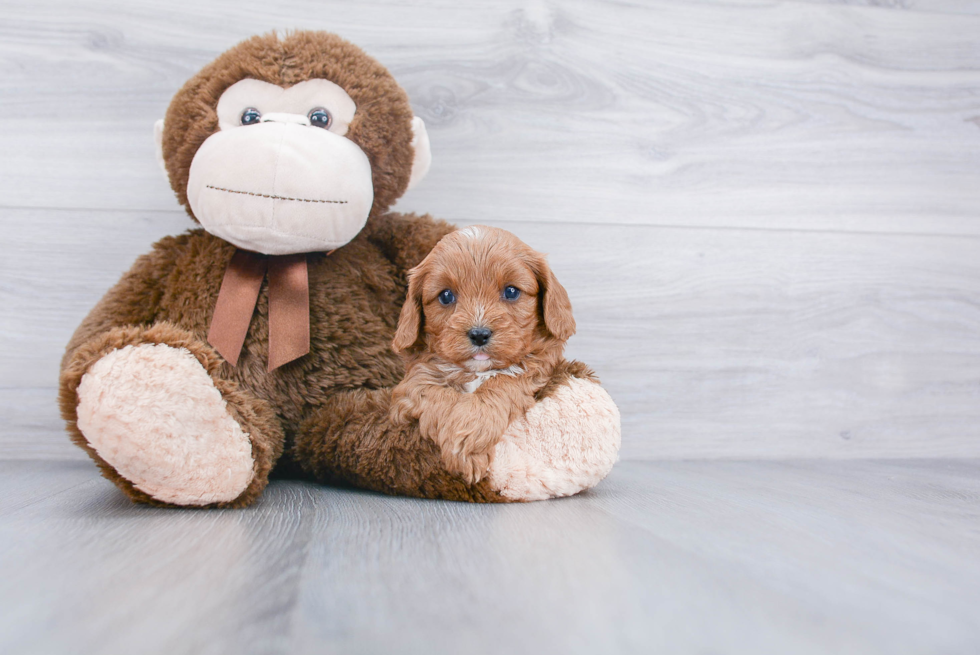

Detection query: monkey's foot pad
xmin=490 ymin=377 xmax=621 ymax=501
xmin=75 ymin=343 xmax=255 ymax=505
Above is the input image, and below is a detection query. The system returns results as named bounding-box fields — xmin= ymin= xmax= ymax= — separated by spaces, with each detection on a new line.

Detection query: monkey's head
xmin=154 ymin=31 xmax=431 ymax=255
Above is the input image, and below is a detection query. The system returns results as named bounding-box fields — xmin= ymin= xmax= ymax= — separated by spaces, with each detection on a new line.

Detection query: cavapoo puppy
xmin=390 ymin=225 xmax=577 ymax=483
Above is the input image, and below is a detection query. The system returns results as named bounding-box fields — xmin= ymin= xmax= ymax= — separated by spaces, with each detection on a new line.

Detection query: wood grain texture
xmin=1 ymin=459 xmax=978 ymax=654
xmin=0 ymin=0 xmax=979 ymax=234
xmin=2 ymin=0 xmax=980 ymax=460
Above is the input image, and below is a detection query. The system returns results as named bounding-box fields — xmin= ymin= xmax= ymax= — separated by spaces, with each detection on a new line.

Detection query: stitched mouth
xmin=206 ymin=185 xmax=347 ymax=205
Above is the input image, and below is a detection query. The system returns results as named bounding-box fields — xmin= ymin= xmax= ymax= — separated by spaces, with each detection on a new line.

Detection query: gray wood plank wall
xmin=2 ymin=0 xmax=979 ymax=460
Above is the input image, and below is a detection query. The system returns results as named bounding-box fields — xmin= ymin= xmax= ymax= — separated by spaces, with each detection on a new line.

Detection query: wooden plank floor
xmin=0 ymin=459 xmax=978 ymax=654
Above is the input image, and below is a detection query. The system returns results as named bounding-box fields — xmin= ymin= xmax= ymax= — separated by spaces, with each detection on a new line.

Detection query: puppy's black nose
xmin=468 ymin=327 xmax=492 ymax=347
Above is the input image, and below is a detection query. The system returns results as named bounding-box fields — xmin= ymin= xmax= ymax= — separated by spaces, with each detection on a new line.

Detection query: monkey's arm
xmin=363 ymin=211 xmax=456 ymax=273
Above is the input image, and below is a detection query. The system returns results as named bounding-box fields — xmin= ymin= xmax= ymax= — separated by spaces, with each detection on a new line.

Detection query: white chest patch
xmin=463 ymin=364 xmax=525 ymax=393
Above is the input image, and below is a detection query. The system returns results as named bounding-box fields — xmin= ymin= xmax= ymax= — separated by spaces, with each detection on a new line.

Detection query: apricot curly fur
xmin=388 ymin=227 xmax=577 ymax=484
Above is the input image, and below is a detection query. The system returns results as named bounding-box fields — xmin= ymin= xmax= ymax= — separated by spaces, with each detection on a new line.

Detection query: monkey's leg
xmin=60 ymin=322 xmax=283 ymax=508
xmin=294 ymin=389 xmax=510 ymax=503
xmin=294 ymin=369 xmax=621 ymax=503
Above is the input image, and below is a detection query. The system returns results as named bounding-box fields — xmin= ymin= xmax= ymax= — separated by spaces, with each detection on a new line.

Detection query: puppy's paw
xmin=388 ymin=393 xmax=417 ymax=425
xmin=441 ymin=447 xmax=493 ymax=485
xmin=437 ymin=416 xmax=505 ymax=484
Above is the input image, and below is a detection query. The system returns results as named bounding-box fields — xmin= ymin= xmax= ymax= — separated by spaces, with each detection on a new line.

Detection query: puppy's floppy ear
xmin=529 ymin=252 xmax=576 ymax=342
xmin=392 ymin=265 xmax=427 ymax=354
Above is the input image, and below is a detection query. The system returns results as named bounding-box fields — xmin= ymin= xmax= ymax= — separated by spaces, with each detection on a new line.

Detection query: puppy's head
xmin=392 ymin=226 xmax=575 ymax=371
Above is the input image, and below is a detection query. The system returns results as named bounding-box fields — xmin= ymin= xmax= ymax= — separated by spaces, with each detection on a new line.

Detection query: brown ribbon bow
xmin=208 ymin=250 xmax=310 ymax=371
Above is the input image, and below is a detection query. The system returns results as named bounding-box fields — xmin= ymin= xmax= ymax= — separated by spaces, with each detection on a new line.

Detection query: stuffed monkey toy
xmin=58 ymin=31 xmax=620 ymax=508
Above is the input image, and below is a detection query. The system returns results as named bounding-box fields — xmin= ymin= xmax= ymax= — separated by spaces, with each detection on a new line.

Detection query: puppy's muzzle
xmin=468 ymin=327 xmax=492 ymax=347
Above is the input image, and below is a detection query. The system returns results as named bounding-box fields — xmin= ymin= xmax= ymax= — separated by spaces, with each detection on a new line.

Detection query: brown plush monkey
xmin=58 ymin=31 xmax=620 ymax=508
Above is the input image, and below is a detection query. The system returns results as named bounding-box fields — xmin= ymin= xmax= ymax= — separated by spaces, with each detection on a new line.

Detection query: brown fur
xmin=295 ymin=389 xmax=508 ymax=502
xmin=60 ymin=322 xmax=283 ymax=508
xmin=388 ymin=227 xmax=576 ymax=483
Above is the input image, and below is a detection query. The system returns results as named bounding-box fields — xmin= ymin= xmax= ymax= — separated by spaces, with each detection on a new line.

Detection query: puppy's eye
xmin=308 ymin=107 xmax=332 ymax=129
xmin=503 ymin=286 xmax=521 ymax=301
xmin=437 ymin=289 xmax=456 ymax=306
xmin=240 ymin=108 xmax=262 ymax=126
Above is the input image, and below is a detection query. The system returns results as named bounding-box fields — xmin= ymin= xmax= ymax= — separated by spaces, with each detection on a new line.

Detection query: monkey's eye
xmin=503 ymin=286 xmax=521 ymax=301
xmin=437 ymin=289 xmax=456 ymax=306
xmin=240 ymin=108 xmax=262 ymax=126
xmin=308 ymin=107 xmax=332 ymax=129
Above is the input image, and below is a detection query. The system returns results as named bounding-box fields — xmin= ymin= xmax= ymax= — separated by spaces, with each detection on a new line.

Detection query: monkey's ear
xmin=153 ymin=119 xmax=168 ymax=179
xmin=392 ymin=267 xmax=427 ymax=354
xmin=406 ymin=116 xmax=431 ymax=191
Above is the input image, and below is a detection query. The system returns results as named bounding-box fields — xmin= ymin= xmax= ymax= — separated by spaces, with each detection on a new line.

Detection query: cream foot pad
xmin=76 ymin=343 xmax=254 ymax=505
xmin=490 ymin=378 xmax=621 ymax=501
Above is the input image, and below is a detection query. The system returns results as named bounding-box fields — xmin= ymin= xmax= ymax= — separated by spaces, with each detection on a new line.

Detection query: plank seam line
xmin=3 ymin=205 xmax=980 ymax=241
